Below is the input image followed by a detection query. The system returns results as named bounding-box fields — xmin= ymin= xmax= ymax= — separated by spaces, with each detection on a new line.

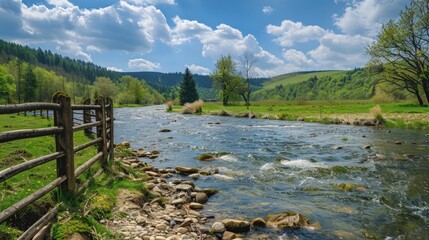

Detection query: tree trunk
xmin=416 ymin=92 xmax=424 ymax=105
xmin=421 ymin=79 xmax=429 ymax=104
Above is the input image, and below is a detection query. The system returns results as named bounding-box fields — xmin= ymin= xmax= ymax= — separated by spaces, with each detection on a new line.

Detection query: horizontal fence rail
xmin=0 ymin=92 xmax=114 ymax=239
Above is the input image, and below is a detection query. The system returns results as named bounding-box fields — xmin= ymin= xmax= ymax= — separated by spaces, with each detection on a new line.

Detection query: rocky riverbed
xmin=104 ymin=143 xmax=315 ymax=240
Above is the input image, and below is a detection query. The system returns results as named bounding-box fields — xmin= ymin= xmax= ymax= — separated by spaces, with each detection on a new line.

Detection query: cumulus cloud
xmin=171 ymin=17 xmax=285 ymax=76
xmin=283 ymin=49 xmax=314 ymax=68
xmin=266 ymin=20 xmax=326 ymax=46
xmin=334 ymin=0 xmax=405 ymax=36
xmin=0 ymin=0 xmax=172 ymax=61
xmin=46 ymin=0 xmax=74 ymax=8
xmin=128 ymin=58 xmax=160 ymax=71
xmin=123 ymin=0 xmax=175 ymax=6
xmin=107 ymin=67 xmax=124 ymax=72
xmin=307 ymin=33 xmax=373 ymax=69
xmin=266 ymin=19 xmax=375 ymax=71
xmin=262 ymin=6 xmax=273 ymax=15
xmin=186 ymin=64 xmax=211 ymax=75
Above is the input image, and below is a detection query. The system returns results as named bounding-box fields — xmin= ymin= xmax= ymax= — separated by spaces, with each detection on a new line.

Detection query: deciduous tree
xmin=367 ymin=0 xmax=429 ymax=105
xmin=211 ymin=55 xmax=242 ymax=106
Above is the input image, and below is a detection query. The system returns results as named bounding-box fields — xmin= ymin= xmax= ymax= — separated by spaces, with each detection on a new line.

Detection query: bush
xmin=371 ymin=105 xmax=385 ymax=123
xmin=181 ymin=100 xmax=203 ymax=114
xmin=165 ymin=100 xmax=173 ymax=112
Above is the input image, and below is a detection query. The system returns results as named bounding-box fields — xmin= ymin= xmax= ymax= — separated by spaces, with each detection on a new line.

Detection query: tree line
xmin=0 ymin=38 xmax=167 ymax=105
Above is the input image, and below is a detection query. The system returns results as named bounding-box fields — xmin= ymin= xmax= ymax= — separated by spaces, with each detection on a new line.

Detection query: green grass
xmin=258 ymin=70 xmax=344 ymax=91
xmin=0 ymin=114 xmax=97 ymax=213
xmin=171 ymin=100 xmax=429 ymax=129
xmin=0 ymin=114 xmax=151 ymax=239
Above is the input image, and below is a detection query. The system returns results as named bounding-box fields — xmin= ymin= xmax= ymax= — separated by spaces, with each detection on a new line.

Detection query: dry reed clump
xmin=370 ymin=105 xmax=385 ymax=123
xmin=165 ymin=100 xmax=173 ymax=112
xmin=181 ymin=100 xmax=203 ymax=114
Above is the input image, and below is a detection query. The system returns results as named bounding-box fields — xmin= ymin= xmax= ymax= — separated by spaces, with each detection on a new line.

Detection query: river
xmin=114 ymin=105 xmax=429 ymax=239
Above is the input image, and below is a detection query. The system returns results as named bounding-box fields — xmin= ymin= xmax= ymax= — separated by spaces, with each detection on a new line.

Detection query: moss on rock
xmin=88 ymin=195 xmax=113 ymax=220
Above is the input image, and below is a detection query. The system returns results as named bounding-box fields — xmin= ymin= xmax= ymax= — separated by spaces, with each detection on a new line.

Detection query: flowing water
xmin=115 ymin=106 xmax=429 ymax=239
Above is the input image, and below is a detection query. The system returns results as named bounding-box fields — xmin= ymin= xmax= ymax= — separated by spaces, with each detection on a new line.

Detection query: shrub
xmin=165 ymin=100 xmax=173 ymax=112
xmin=371 ymin=105 xmax=385 ymax=123
xmin=181 ymin=100 xmax=203 ymax=114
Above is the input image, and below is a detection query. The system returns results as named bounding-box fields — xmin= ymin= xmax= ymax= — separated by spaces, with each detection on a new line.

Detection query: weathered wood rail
xmin=0 ymin=92 xmax=114 ymax=239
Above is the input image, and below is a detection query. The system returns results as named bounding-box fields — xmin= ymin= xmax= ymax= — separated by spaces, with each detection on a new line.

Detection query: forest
xmin=0 ymin=39 xmax=164 ymax=105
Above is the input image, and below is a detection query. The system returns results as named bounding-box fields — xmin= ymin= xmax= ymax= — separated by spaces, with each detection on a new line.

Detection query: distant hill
xmin=0 ymin=39 xmax=119 ymax=83
xmin=260 ymin=70 xmax=344 ymax=90
xmin=122 ymin=71 xmax=213 ymax=88
xmin=123 ymin=71 xmax=269 ymax=100
xmin=252 ymin=69 xmax=377 ymax=101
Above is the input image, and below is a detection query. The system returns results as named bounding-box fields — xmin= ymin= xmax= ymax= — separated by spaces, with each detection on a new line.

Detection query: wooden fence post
xmin=106 ymin=98 xmax=114 ymax=160
xmin=83 ymin=98 xmax=92 ymax=138
xmin=95 ymin=96 xmax=107 ymax=168
xmin=52 ymin=92 xmax=75 ymax=193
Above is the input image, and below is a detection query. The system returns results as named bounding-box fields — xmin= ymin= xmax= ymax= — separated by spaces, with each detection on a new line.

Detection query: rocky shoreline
xmin=105 ymin=143 xmax=316 ymax=240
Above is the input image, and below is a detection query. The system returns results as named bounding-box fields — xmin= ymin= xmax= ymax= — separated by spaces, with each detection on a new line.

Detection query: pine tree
xmin=23 ymin=66 xmax=37 ymax=102
xmin=179 ymin=68 xmax=199 ymax=105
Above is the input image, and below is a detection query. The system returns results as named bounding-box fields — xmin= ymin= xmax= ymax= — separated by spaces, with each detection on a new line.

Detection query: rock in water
xmin=266 ymin=213 xmax=309 ymax=229
xmin=221 ymin=219 xmax=250 ymax=233
xmin=198 ymin=153 xmax=215 ymax=161
xmin=159 ymin=129 xmax=172 ymax=132
xmin=175 ymin=166 xmax=199 ymax=175
xmin=251 ymin=217 xmax=266 ymax=228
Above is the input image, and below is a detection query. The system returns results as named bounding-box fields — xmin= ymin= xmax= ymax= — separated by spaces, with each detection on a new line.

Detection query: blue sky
xmin=0 ymin=0 xmax=408 ymax=77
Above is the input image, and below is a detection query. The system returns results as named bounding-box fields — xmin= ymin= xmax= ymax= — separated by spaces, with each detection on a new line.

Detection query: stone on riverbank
xmin=211 ymin=222 xmax=226 ymax=233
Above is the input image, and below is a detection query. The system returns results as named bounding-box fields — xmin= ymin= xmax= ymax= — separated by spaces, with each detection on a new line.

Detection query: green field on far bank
xmin=173 ymin=100 xmax=429 ymax=130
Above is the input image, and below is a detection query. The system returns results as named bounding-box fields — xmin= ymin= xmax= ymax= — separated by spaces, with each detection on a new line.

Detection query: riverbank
xmin=172 ymin=100 xmax=429 ymax=130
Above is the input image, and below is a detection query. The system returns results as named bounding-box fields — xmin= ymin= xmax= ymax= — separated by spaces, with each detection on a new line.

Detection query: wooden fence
xmin=0 ymin=92 xmax=114 ymax=239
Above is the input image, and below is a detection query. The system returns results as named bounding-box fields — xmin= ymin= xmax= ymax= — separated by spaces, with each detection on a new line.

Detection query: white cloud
xmin=107 ymin=66 xmax=124 ymax=72
xmin=46 ymin=0 xmax=74 ymax=8
xmin=262 ymin=6 xmax=273 ymax=15
xmin=122 ymin=0 xmax=175 ymax=6
xmin=171 ymin=18 xmax=285 ymax=77
xmin=266 ymin=19 xmax=375 ymax=71
xmin=334 ymin=0 xmax=405 ymax=36
xmin=283 ymin=49 xmax=314 ymax=67
xmin=171 ymin=16 xmax=212 ymax=45
xmin=266 ymin=20 xmax=326 ymax=47
xmin=308 ymin=33 xmax=373 ymax=69
xmin=186 ymin=64 xmax=211 ymax=75
xmin=1 ymin=0 xmax=172 ymax=61
xmin=128 ymin=58 xmax=160 ymax=71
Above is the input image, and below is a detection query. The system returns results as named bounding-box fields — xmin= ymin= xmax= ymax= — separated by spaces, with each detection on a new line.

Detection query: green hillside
xmin=252 ymin=69 xmax=377 ymax=101
xmin=259 ymin=70 xmax=344 ymax=91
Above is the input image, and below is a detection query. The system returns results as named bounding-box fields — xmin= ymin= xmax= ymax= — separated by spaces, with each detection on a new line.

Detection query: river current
xmin=114 ymin=106 xmax=429 ymax=239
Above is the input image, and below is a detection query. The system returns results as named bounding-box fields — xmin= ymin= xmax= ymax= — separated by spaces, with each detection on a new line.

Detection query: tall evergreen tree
xmin=179 ymin=68 xmax=199 ymax=105
xmin=23 ymin=66 xmax=37 ymax=102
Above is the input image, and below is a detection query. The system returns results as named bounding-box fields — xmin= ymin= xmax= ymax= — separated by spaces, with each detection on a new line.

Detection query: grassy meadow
xmin=0 ymin=114 xmax=98 ymax=215
xmin=173 ymin=100 xmax=429 ymax=129
xmin=0 ymin=113 xmax=152 ymax=239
